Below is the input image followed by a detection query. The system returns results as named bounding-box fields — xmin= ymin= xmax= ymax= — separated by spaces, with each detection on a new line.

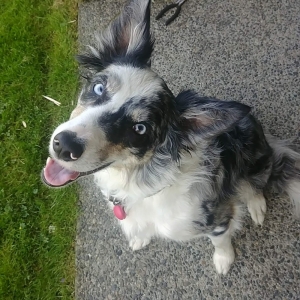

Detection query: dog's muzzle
xmin=41 ymin=158 xmax=113 ymax=188
xmin=42 ymin=126 xmax=112 ymax=187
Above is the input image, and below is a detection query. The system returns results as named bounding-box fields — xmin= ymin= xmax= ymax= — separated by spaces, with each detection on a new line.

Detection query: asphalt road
xmin=76 ymin=0 xmax=300 ymax=299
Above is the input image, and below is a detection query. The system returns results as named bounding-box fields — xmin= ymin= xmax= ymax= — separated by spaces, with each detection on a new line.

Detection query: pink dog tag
xmin=113 ymin=205 xmax=126 ymax=220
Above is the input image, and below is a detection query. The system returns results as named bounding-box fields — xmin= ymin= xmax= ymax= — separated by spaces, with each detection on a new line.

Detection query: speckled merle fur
xmin=45 ymin=0 xmax=300 ymax=274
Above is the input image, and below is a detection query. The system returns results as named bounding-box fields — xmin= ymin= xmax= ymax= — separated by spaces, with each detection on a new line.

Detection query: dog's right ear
xmin=77 ymin=0 xmax=153 ymax=72
xmin=176 ymin=90 xmax=251 ymax=144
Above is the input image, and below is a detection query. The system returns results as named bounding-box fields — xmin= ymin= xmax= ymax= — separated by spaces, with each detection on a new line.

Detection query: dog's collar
xmin=108 ymin=184 xmax=172 ymax=220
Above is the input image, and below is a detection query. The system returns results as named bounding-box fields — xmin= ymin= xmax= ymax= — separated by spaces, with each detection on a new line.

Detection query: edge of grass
xmin=0 ymin=1 xmax=79 ymax=298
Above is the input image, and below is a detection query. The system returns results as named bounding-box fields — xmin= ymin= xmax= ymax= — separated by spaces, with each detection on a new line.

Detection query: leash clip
xmin=156 ymin=0 xmax=187 ymax=26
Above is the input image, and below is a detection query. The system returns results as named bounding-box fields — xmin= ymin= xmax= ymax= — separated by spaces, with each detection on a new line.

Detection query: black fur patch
xmin=201 ymin=201 xmax=215 ymax=226
xmin=98 ymin=105 xmax=150 ymax=156
xmin=214 ymin=115 xmax=273 ymax=196
xmin=98 ymin=94 xmax=172 ymax=158
xmin=175 ymin=90 xmax=251 ymax=141
xmin=188 ymin=95 xmax=278 ymax=235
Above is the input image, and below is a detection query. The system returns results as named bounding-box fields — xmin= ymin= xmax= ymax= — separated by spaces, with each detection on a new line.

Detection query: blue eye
xmin=93 ymin=83 xmax=104 ymax=95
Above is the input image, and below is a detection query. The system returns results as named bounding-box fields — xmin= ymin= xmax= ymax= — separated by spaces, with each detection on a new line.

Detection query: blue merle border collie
xmin=42 ymin=0 xmax=300 ymax=274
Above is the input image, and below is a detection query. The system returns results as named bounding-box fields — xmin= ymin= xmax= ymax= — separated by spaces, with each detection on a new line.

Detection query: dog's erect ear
xmin=77 ymin=0 xmax=153 ymax=71
xmin=176 ymin=90 xmax=251 ymax=142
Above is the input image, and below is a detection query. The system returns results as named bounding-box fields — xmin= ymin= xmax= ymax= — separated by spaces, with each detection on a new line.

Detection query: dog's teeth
xmin=70 ymin=153 xmax=78 ymax=160
xmin=46 ymin=157 xmax=51 ymax=164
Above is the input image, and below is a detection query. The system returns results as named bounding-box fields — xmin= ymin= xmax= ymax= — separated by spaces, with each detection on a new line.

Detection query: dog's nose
xmin=53 ymin=131 xmax=84 ymax=161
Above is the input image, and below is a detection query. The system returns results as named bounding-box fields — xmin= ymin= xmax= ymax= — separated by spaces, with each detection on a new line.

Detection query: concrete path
xmin=76 ymin=0 xmax=300 ymax=299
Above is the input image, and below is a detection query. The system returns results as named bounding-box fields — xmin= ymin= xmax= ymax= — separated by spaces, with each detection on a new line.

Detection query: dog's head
xmin=42 ymin=0 xmax=250 ymax=187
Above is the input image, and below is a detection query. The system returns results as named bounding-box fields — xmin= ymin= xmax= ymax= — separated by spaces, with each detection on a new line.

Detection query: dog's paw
xmin=247 ymin=195 xmax=267 ymax=225
xmin=213 ymin=248 xmax=235 ymax=275
xmin=129 ymin=237 xmax=151 ymax=251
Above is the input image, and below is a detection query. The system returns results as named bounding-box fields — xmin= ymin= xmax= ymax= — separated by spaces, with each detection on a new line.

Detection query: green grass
xmin=0 ymin=0 xmax=79 ymax=298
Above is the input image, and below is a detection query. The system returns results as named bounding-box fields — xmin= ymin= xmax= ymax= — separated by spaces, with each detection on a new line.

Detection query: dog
xmin=42 ymin=0 xmax=300 ymax=274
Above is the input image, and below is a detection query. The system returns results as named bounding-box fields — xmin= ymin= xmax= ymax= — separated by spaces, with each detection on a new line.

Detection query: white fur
xmin=247 ymin=194 xmax=267 ymax=225
xmin=96 ymin=153 xmax=208 ymax=242
xmin=239 ymin=182 xmax=267 ymax=225
xmin=93 ymin=150 xmax=244 ymax=275
xmin=209 ymin=224 xmax=235 ymax=275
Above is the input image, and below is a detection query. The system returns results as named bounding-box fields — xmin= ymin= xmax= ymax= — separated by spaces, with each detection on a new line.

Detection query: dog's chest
xmin=94 ymin=168 xmax=204 ymax=241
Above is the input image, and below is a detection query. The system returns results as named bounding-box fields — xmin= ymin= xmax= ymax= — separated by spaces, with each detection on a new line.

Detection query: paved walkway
xmin=76 ymin=0 xmax=300 ymax=299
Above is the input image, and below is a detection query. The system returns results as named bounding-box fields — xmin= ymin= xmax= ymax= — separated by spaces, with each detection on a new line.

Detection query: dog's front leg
xmin=128 ymin=236 xmax=152 ymax=251
xmin=208 ymin=224 xmax=235 ymax=275
xmin=120 ymin=220 xmax=155 ymax=251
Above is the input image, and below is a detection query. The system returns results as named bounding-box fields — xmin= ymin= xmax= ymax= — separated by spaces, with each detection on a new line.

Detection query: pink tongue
xmin=43 ymin=158 xmax=80 ymax=186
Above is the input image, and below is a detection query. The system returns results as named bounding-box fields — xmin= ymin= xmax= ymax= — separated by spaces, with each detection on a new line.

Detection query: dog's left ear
xmin=176 ymin=90 xmax=251 ymax=142
xmin=77 ymin=0 xmax=153 ymax=71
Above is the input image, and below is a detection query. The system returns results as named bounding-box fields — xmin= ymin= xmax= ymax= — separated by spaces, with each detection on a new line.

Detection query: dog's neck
xmin=108 ymin=182 xmax=172 ymax=205
xmin=108 ymin=182 xmax=172 ymax=220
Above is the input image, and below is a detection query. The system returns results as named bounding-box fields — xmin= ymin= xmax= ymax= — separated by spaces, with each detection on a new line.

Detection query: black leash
xmin=156 ymin=0 xmax=187 ymax=26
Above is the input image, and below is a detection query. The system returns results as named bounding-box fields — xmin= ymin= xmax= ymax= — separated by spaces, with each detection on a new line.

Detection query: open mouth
xmin=42 ymin=157 xmax=112 ymax=187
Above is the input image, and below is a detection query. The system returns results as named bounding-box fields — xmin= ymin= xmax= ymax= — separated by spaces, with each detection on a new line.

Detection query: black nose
xmin=53 ymin=131 xmax=84 ymax=161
